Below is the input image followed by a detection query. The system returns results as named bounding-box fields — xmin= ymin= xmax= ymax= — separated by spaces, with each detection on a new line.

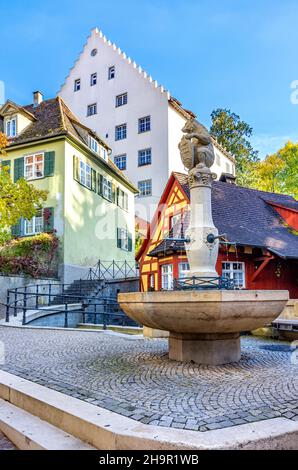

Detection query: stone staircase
xmin=51 ymin=279 xmax=107 ymax=305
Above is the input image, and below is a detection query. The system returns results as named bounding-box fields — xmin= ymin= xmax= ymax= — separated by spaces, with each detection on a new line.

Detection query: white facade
xmin=59 ymin=28 xmax=235 ymax=221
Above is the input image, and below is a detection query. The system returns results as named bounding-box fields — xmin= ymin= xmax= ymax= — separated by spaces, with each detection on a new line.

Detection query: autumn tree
xmin=252 ymin=141 xmax=298 ymax=199
xmin=210 ymin=108 xmax=259 ymax=186
xmin=0 ymin=132 xmax=48 ymax=243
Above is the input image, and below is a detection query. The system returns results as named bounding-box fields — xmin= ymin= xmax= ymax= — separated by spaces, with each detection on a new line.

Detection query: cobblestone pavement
xmin=0 ymin=327 xmax=298 ymax=432
xmin=0 ymin=432 xmax=16 ymax=450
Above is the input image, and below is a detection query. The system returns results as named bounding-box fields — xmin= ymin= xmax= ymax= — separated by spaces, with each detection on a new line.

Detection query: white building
xmin=59 ymin=28 xmax=235 ymax=220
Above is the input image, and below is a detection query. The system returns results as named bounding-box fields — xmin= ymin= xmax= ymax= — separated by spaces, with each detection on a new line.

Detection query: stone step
xmin=0 ymin=399 xmax=95 ymax=450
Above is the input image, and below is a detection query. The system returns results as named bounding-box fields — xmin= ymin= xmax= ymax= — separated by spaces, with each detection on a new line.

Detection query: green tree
xmin=252 ymin=141 xmax=298 ymax=198
xmin=0 ymin=132 xmax=48 ymax=243
xmin=210 ymin=108 xmax=259 ymax=186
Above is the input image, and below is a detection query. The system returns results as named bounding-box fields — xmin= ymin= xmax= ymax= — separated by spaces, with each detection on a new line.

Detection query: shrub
xmin=0 ymin=233 xmax=59 ymax=278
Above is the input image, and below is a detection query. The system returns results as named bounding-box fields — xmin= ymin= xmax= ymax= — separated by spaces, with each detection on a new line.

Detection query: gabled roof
xmin=0 ymin=100 xmax=36 ymax=121
xmin=140 ymin=172 xmax=298 ymax=261
xmin=0 ymin=96 xmax=137 ymax=192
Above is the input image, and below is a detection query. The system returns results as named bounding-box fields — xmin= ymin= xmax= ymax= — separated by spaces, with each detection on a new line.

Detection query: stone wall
xmin=0 ymin=276 xmax=57 ymax=320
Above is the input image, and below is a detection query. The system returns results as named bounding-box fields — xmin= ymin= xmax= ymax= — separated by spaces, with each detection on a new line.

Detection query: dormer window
xmin=89 ymin=136 xmax=99 ymax=154
xmin=6 ymin=118 xmax=17 ymax=137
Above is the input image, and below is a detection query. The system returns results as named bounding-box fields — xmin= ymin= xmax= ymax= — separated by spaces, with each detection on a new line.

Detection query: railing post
xmin=112 ymin=261 xmax=115 ymax=280
xmin=48 ymin=284 xmax=52 ymax=306
xmin=64 ymin=303 xmax=68 ymax=328
xmin=103 ymin=298 xmax=107 ymax=330
xmin=14 ymin=290 xmax=18 ymax=317
xmin=36 ymin=285 xmax=39 ymax=309
xmin=82 ymin=304 xmax=86 ymax=324
xmin=22 ymin=289 xmax=27 ymax=325
xmin=124 ymin=261 xmax=127 ymax=280
xmin=6 ymin=291 xmax=10 ymax=323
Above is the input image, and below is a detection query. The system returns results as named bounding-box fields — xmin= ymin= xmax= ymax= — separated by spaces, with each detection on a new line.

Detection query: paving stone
xmin=0 ymin=328 xmax=297 ymax=433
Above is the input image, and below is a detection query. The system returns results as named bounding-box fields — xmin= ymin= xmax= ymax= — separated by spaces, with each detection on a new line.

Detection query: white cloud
xmin=251 ymin=133 xmax=298 ymax=159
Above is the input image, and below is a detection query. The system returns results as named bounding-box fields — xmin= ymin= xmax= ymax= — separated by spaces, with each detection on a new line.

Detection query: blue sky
xmin=1 ymin=0 xmax=298 ymax=158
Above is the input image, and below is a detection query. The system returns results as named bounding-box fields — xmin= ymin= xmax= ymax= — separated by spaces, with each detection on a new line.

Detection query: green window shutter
xmin=44 ymin=151 xmax=55 ymax=177
xmin=73 ymin=155 xmax=80 ymax=182
xmin=117 ymin=228 xmax=122 ymax=248
xmin=1 ymin=160 xmax=11 ymax=174
xmin=11 ymin=219 xmax=21 ymax=237
xmin=91 ymin=169 xmax=97 ymax=192
xmin=128 ymin=233 xmax=133 ymax=252
xmin=14 ymin=157 xmax=24 ymax=182
xmin=98 ymin=174 xmax=103 ymax=195
xmin=44 ymin=208 xmax=54 ymax=232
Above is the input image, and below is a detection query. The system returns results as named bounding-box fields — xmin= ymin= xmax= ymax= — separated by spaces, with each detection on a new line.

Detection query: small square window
xmin=138 ymin=179 xmax=152 ymax=197
xmin=138 ymin=116 xmax=151 ymax=133
xmin=74 ymin=79 xmax=81 ymax=92
xmin=115 ymin=124 xmax=127 ymax=141
xmin=116 ymin=93 xmax=127 ymax=107
xmin=114 ymin=154 xmax=127 ymax=171
xmin=25 ymin=153 xmax=44 ymax=180
xmin=108 ymin=66 xmax=115 ymax=80
xmin=89 ymin=136 xmax=99 ymax=153
xmin=90 ymin=73 xmax=97 ymax=86
xmin=138 ymin=148 xmax=151 ymax=166
xmin=87 ymin=103 xmax=97 ymax=116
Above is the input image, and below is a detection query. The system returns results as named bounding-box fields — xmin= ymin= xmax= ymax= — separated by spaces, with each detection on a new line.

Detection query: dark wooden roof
xmin=148 ymin=173 xmax=298 ymax=260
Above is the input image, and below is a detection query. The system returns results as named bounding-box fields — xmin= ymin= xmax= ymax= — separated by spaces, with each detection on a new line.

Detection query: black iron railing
xmin=173 ymin=276 xmax=235 ymax=291
xmin=88 ymin=260 xmax=139 ymax=281
xmin=4 ymin=282 xmax=139 ymax=328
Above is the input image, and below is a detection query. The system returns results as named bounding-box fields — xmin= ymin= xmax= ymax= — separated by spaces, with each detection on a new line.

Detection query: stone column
xmin=185 ymin=166 xmax=219 ymax=279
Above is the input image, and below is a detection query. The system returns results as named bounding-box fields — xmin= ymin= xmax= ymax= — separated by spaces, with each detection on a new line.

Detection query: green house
xmin=0 ymin=92 xmax=138 ymax=283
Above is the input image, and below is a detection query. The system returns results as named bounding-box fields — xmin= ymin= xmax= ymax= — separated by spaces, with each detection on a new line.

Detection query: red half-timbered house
xmin=137 ymin=172 xmax=298 ymax=298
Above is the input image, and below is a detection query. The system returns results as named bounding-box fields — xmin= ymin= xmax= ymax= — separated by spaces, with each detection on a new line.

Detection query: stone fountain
xmin=118 ymin=120 xmax=289 ymax=365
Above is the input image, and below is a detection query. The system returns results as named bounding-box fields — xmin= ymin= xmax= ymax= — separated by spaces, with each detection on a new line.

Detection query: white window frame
xmin=114 ymin=154 xmax=127 ymax=170
xmin=178 ymin=262 xmax=190 ymax=279
xmin=89 ymin=136 xmax=99 ymax=154
xmin=119 ymin=228 xmax=129 ymax=251
xmin=90 ymin=73 xmax=97 ymax=86
xmin=116 ymin=92 xmax=127 ymax=107
xmin=117 ymin=188 xmax=128 ymax=211
xmin=138 ymin=179 xmax=152 ymax=197
xmin=222 ymin=262 xmax=246 ymax=289
xmin=25 ymin=153 xmax=44 ymax=180
xmin=226 ymin=162 xmax=231 ymax=173
xmin=79 ymin=160 xmax=92 ymax=189
xmin=138 ymin=148 xmax=152 ymax=166
xmin=138 ymin=116 xmax=151 ymax=133
xmin=6 ymin=117 xmax=17 ymax=137
xmin=100 ymin=146 xmax=108 ymax=162
xmin=115 ymin=124 xmax=127 ymax=141
xmin=74 ymin=79 xmax=81 ymax=92
xmin=161 ymin=264 xmax=173 ymax=290
xmin=87 ymin=103 xmax=97 ymax=116
xmin=108 ymin=66 xmax=115 ymax=80
xmin=24 ymin=210 xmax=43 ymax=236
xmin=102 ymin=176 xmax=112 ymax=201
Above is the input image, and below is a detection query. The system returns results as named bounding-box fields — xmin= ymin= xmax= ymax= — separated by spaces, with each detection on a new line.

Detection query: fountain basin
xmin=118 ymin=290 xmax=289 ymax=365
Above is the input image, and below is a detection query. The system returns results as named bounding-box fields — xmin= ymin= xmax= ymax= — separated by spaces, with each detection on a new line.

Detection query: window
xmin=222 ymin=262 xmax=245 ymax=289
xmin=119 ymin=228 xmax=129 ymax=251
xmin=114 ymin=154 xmax=127 ymax=171
xmin=108 ymin=66 xmax=115 ymax=80
xmin=100 ymin=146 xmax=108 ymax=162
xmin=90 ymin=73 xmax=97 ymax=86
xmin=91 ymin=48 xmax=98 ymax=57
xmin=179 ymin=262 xmax=190 ymax=279
xmin=87 ymin=103 xmax=97 ymax=116
xmin=138 ymin=148 xmax=152 ymax=166
xmin=138 ymin=116 xmax=151 ymax=133
xmin=116 ymin=92 xmax=127 ymax=107
xmin=89 ymin=136 xmax=99 ymax=154
xmin=79 ymin=161 xmax=92 ymax=189
xmin=149 ymin=274 xmax=155 ymax=290
xmin=115 ymin=123 xmax=127 ymax=141
xmin=102 ymin=176 xmax=112 ymax=201
xmin=138 ymin=179 xmax=152 ymax=197
xmin=161 ymin=264 xmax=173 ymax=290
xmin=117 ymin=188 xmax=128 ymax=211
xmin=6 ymin=118 xmax=16 ymax=137
xmin=74 ymin=79 xmax=81 ymax=92
xmin=24 ymin=210 xmax=43 ymax=236
xmin=216 ymin=153 xmax=221 ymax=166
xmin=25 ymin=153 xmax=44 ymax=180
xmin=226 ymin=162 xmax=231 ymax=173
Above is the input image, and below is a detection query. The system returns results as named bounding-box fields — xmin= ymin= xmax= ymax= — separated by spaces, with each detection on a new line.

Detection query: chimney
xmin=33 ymin=91 xmax=43 ymax=107
xmin=219 ymin=173 xmax=237 ymax=185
